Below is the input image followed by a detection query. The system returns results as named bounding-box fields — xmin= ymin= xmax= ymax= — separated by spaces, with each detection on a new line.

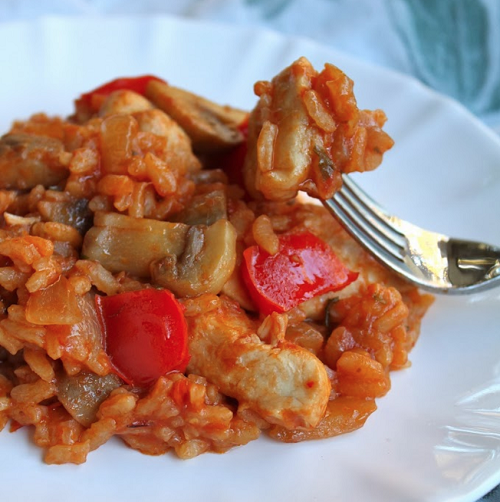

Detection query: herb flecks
xmin=314 ymin=144 xmax=337 ymax=180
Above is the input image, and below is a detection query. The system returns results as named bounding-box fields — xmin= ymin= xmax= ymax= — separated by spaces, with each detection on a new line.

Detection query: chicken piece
xmin=133 ymin=108 xmax=201 ymax=174
xmin=186 ymin=296 xmax=331 ymax=429
xmin=100 ymin=92 xmax=199 ymax=162
xmin=0 ymin=134 xmax=68 ymax=190
xmin=98 ymin=90 xmax=154 ymax=117
xmin=243 ymin=57 xmax=394 ymax=201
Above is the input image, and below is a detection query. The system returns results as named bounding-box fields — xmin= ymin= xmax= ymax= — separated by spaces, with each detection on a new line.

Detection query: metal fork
xmin=323 ymin=175 xmax=500 ymax=294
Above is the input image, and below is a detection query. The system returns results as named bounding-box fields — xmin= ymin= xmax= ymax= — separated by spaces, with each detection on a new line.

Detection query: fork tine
xmin=339 ymin=180 xmax=407 ymax=253
xmin=342 ymin=176 xmax=406 ymax=237
xmin=328 ymin=189 xmax=405 ymax=262
xmin=325 ymin=202 xmax=401 ymax=279
xmin=325 ymin=175 xmax=500 ymax=294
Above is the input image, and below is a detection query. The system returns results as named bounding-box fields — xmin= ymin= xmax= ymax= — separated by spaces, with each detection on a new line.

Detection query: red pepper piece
xmin=95 ymin=288 xmax=189 ymax=387
xmin=241 ymin=231 xmax=358 ymax=315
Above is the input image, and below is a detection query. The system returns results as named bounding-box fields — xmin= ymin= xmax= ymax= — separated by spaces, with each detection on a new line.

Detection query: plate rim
xmin=0 ymin=13 xmax=499 ymax=502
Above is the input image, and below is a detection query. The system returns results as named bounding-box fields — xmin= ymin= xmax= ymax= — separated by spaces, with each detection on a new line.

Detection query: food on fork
xmin=243 ymin=57 xmax=394 ymax=200
xmin=0 ymin=58 xmax=432 ymax=464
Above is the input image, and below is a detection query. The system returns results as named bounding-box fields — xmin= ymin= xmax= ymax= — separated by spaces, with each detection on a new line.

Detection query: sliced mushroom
xmin=145 ymin=80 xmax=246 ymax=153
xmin=57 ymin=370 xmax=122 ymax=427
xmin=82 ymin=212 xmax=237 ymax=296
xmin=82 ymin=211 xmax=189 ymax=278
xmin=170 ymin=188 xmax=227 ymax=226
xmin=37 ymin=194 xmax=93 ymax=234
xmin=0 ymin=134 xmax=68 ymax=190
xmin=151 ymin=218 xmax=237 ymax=297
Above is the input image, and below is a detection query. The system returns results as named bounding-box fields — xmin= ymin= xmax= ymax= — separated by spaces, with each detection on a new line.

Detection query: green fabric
xmin=389 ymin=0 xmax=499 ymax=120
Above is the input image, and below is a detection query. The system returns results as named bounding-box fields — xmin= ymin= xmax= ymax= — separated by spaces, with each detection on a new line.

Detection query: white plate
xmin=1 ymin=15 xmax=500 ymax=502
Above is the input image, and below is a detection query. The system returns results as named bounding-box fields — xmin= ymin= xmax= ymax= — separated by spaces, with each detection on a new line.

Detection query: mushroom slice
xmin=57 ymin=370 xmax=122 ymax=427
xmin=82 ymin=211 xmax=189 ymax=278
xmin=170 ymin=188 xmax=227 ymax=226
xmin=82 ymin=212 xmax=237 ymax=296
xmin=151 ymin=218 xmax=237 ymax=297
xmin=145 ymin=80 xmax=246 ymax=153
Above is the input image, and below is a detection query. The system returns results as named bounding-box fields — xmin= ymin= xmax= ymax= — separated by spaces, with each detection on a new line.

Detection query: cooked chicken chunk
xmin=186 ymin=296 xmax=331 ymax=429
xmin=133 ymin=108 xmax=201 ymax=174
xmin=98 ymin=90 xmax=154 ymax=117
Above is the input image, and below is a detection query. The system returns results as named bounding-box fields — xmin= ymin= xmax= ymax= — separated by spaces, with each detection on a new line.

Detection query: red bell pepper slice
xmin=241 ymin=231 xmax=358 ymax=315
xmin=76 ymin=75 xmax=166 ymax=114
xmin=95 ymin=288 xmax=189 ymax=387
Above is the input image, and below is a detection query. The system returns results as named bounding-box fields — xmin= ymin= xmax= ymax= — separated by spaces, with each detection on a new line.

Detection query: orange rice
xmin=0 ymin=58 xmax=433 ymax=464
